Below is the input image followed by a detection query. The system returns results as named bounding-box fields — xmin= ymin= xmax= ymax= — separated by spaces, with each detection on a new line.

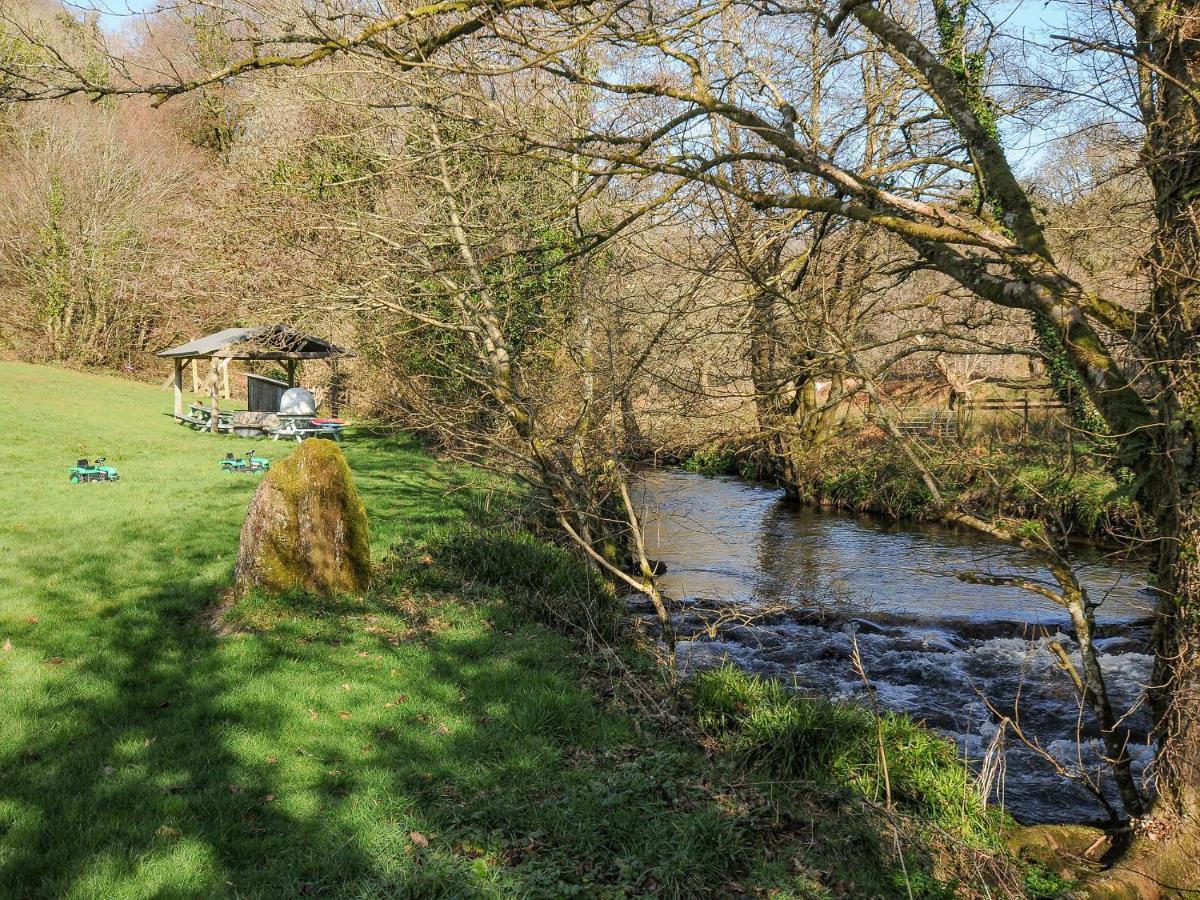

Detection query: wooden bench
xmin=168 ymin=412 xmax=209 ymax=429
xmin=186 ymin=404 xmax=235 ymax=433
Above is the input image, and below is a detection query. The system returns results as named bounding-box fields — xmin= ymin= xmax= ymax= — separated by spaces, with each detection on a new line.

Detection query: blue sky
xmin=90 ymin=1 xmax=1070 ymax=35
xmin=90 ymin=0 xmax=157 ymax=30
xmin=1004 ymin=1 xmax=1068 ymax=32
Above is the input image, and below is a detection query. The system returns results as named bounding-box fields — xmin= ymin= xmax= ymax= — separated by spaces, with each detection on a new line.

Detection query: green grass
xmin=0 ymin=363 xmax=764 ymax=899
xmin=690 ymin=666 xmax=1017 ymax=898
xmin=692 ymin=666 xmax=1002 ymax=842
xmin=0 ymin=362 xmax=1024 ymax=898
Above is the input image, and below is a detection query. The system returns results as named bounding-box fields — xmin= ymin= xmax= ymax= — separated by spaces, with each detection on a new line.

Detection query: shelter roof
xmin=156 ymin=326 xmax=352 ymax=360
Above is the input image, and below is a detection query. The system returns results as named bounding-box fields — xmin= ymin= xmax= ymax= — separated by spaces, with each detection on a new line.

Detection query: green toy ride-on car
xmin=69 ymin=458 xmax=120 ymax=483
xmin=220 ymin=452 xmax=270 ymax=474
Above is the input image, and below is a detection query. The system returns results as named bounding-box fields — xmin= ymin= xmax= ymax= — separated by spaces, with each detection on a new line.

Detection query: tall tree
xmin=6 ymin=0 xmax=1200 ymax=868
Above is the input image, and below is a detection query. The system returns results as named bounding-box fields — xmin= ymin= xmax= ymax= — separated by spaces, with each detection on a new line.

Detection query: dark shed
xmin=246 ymin=374 xmax=290 ymax=413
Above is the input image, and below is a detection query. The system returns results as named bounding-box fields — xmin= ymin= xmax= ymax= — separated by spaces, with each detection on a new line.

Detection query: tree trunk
xmin=1136 ymin=1 xmax=1200 ymax=824
xmin=1150 ymin=501 xmax=1200 ymax=820
xmin=747 ymin=287 xmax=793 ymax=487
xmin=618 ymin=390 xmax=649 ymax=459
xmin=1143 ymin=177 xmax=1200 ymax=819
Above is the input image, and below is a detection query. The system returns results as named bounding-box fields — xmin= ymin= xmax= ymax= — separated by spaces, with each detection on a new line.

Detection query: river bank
xmin=635 ymin=468 xmax=1155 ymax=827
xmin=1 ymin=363 xmax=1051 ymax=898
xmin=678 ymin=437 xmax=1146 ymax=545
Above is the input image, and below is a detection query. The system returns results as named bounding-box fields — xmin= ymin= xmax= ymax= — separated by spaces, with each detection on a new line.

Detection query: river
xmin=635 ymin=468 xmax=1156 ymax=824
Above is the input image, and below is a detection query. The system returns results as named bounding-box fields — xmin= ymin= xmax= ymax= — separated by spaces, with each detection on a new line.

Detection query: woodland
xmin=2 ymin=1 xmax=1200 ymax=896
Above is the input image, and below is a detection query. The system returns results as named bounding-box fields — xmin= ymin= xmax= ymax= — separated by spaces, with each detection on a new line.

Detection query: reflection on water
xmin=636 ymin=469 xmax=1155 ymax=824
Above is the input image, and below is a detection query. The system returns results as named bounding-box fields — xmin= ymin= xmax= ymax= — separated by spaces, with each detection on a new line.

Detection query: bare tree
xmin=5 ymin=0 xmax=1200 ymax=865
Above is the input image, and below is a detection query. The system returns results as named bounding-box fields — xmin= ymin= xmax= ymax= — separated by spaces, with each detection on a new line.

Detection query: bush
xmin=1009 ymin=464 xmax=1134 ymax=533
xmin=795 ymin=438 xmax=1143 ymax=539
xmin=815 ymin=455 xmax=933 ymax=518
xmin=691 ymin=666 xmax=1001 ymax=843
xmin=682 ymin=443 xmax=774 ymax=481
xmin=683 ymin=444 xmax=737 ymax=476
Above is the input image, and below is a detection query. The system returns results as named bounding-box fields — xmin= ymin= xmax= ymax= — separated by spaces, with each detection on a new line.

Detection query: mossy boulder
xmin=235 ymin=439 xmax=370 ymax=597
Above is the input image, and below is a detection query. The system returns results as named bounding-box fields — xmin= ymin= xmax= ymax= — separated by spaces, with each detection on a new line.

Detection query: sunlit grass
xmin=0 ymin=362 xmax=757 ymax=898
xmin=692 ymin=665 xmax=1003 ymax=843
xmin=0 ymin=362 xmax=1026 ymax=898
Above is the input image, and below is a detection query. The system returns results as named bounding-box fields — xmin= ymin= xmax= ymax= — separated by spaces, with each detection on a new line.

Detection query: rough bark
xmin=1132 ymin=0 xmax=1200 ymax=824
xmin=747 ymin=284 xmax=802 ymax=492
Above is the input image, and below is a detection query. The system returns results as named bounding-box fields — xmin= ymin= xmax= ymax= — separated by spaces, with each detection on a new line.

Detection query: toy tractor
xmin=69 ymin=458 xmax=121 ymax=483
xmin=220 ymin=452 xmax=270 ymax=474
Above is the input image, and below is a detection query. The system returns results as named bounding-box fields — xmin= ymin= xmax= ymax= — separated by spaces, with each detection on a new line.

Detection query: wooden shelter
xmin=157 ymin=325 xmax=352 ymax=434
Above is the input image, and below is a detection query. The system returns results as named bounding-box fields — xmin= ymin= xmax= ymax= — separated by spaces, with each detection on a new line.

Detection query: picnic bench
xmin=269 ymin=416 xmax=346 ymax=442
xmin=166 ymin=405 xmax=346 ymax=442
xmin=167 ymin=403 xmax=235 ymax=432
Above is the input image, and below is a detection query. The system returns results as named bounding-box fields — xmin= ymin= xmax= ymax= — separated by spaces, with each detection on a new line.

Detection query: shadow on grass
xmin=0 ymin=523 xmax=391 ymax=897
xmin=0 ymin=432 xmax=954 ymax=898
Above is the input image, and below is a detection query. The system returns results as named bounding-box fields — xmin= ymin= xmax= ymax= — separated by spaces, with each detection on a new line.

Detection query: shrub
xmin=683 ymin=444 xmax=737 ymax=476
xmin=691 ymin=666 xmax=1001 ymax=843
xmin=815 ymin=455 xmax=933 ymax=518
xmin=1010 ymin=464 xmax=1134 ymax=533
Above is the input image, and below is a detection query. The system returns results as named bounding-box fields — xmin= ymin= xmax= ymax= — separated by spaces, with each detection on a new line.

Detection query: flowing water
xmin=635 ymin=469 xmax=1156 ymax=824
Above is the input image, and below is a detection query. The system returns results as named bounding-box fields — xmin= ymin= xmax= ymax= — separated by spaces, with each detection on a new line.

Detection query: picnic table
xmin=168 ymin=403 xmax=235 ymax=432
xmin=269 ymin=416 xmax=346 ymax=442
xmin=168 ymin=403 xmax=347 ymax=442
xmin=190 ymin=403 xmax=235 ymax=432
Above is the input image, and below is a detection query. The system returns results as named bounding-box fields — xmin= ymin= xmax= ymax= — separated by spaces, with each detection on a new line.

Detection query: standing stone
xmin=235 ymin=439 xmax=370 ymax=596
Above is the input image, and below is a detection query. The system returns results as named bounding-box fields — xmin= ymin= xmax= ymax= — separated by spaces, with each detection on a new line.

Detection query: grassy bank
xmin=683 ymin=437 xmax=1142 ymax=542
xmin=0 ymin=363 xmax=1034 ymax=897
xmin=689 ymin=667 xmax=1060 ymax=898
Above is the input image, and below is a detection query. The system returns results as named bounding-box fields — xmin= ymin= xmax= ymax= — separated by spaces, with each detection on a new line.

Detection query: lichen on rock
xmin=235 ymin=439 xmax=370 ymax=597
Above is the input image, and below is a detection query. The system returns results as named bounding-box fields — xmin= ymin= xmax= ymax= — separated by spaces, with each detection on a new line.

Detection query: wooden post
xmin=173 ymin=359 xmax=183 ymax=418
xmin=286 ymin=359 xmax=297 ymax=387
xmin=1023 ymin=395 xmax=1030 ymax=437
xmin=222 ymin=359 xmax=231 ymax=400
xmin=329 ymin=361 xmax=341 ymax=416
xmin=210 ymin=358 xmax=220 ymax=435
xmin=190 ymin=359 xmax=199 ymax=394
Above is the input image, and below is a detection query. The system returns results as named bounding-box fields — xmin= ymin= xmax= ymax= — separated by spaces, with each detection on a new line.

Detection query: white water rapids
xmin=636 ymin=469 xmax=1155 ymax=824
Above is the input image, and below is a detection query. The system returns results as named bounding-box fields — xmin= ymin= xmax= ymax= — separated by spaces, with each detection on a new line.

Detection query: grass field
xmin=0 ymin=363 xmax=752 ymax=898
xmin=0 ymin=362 xmax=1028 ymax=899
